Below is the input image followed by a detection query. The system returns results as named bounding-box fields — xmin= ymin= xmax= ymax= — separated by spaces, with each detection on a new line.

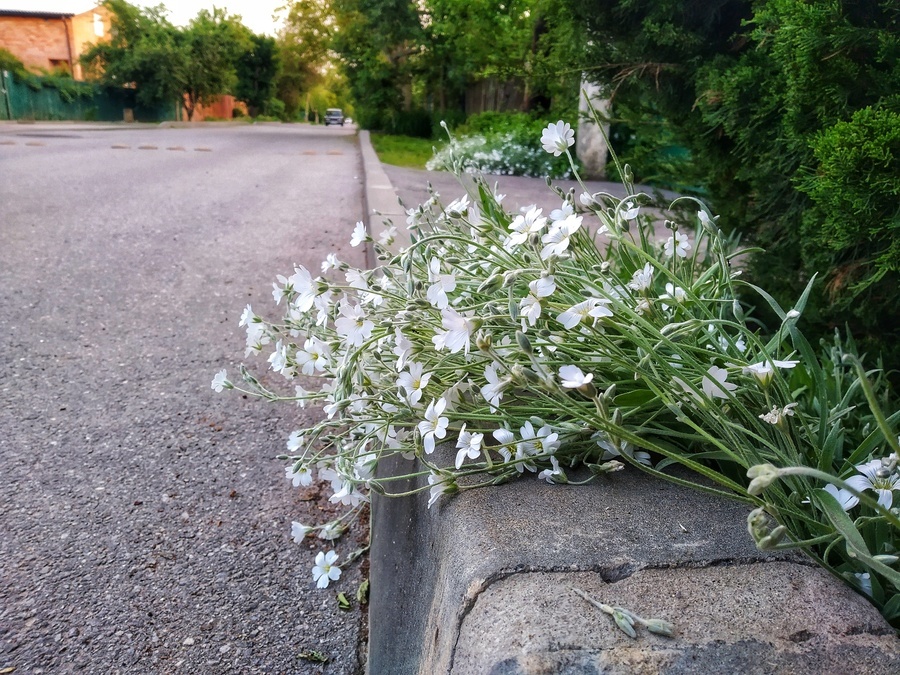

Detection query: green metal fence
xmin=0 ymin=70 xmax=177 ymax=122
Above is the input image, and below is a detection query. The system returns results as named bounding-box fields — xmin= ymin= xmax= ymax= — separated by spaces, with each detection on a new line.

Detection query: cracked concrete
xmin=368 ymin=444 xmax=899 ymax=674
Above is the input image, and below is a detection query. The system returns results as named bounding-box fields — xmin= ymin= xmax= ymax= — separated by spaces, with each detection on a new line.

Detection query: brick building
xmin=0 ymin=5 xmax=111 ymax=80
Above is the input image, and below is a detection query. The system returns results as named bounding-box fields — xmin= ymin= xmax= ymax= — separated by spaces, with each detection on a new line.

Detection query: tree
xmin=81 ymin=0 xmax=186 ymax=109
xmin=562 ymin=0 xmax=900 ymax=372
xmin=276 ymin=0 xmax=335 ymax=119
xmin=81 ymin=1 xmax=250 ymax=120
xmin=235 ymin=33 xmax=281 ymax=117
xmin=179 ymin=9 xmax=248 ymax=120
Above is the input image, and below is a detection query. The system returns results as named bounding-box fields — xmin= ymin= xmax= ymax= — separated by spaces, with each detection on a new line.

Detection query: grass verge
xmin=369 ymin=133 xmax=442 ymax=169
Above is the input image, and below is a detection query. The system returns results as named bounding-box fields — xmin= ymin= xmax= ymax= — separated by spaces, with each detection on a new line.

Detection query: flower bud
xmin=746 ymin=464 xmax=782 ymax=495
xmin=477 ymin=274 xmax=503 ymax=294
xmin=475 ymin=331 xmax=492 ymax=352
xmin=643 ymin=619 xmax=675 ymax=637
xmin=508 ymin=298 xmax=519 ymax=321
xmin=516 ymin=330 xmax=533 ymax=355
xmin=612 ymin=609 xmax=637 ymax=638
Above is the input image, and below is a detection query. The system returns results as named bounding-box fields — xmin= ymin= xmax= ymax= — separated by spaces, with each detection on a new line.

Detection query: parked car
xmin=324 ymin=108 xmax=344 ymax=126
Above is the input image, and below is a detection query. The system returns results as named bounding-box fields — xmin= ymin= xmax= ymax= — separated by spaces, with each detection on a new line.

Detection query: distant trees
xmin=326 ymin=0 xmax=579 ymax=133
xmin=81 ymin=0 xmax=279 ymax=120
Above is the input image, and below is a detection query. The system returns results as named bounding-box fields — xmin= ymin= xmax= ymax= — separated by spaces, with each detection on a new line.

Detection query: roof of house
xmin=0 ymin=10 xmax=75 ymax=18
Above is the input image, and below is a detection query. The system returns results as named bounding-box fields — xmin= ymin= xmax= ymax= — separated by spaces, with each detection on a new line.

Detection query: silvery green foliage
xmin=218 ymin=121 xmax=898 ymax=619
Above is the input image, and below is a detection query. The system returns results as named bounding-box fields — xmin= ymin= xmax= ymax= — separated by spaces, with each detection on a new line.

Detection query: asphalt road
xmin=0 ymin=122 xmax=368 ymax=674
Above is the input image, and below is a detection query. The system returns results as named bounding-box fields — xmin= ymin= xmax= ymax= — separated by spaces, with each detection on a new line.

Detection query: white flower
xmin=845 ymin=459 xmax=900 ymax=509
xmin=701 ymin=365 xmax=738 ymax=399
xmin=432 ymin=308 xmax=476 ymax=354
xmin=480 ymin=362 xmax=505 ymax=409
xmin=291 ymin=522 xmax=311 ymax=543
xmin=312 ymin=550 xmax=341 ymax=588
xmin=823 ymin=483 xmax=859 ymax=511
xmin=559 ymin=365 xmax=593 ymax=389
xmin=659 ymin=283 xmax=687 ymax=311
xmin=622 ymin=201 xmax=640 ymax=220
xmin=557 ymin=298 xmax=613 ymax=329
xmin=444 ymin=195 xmax=470 ymax=218
xmin=427 ymin=257 xmax=457 ymax=309
xmin=239 ymin=304 xmax=256 ymax=328
xmin=493 ymin=427 xmax=516 ymax=447
xmin=296 ymin=336 xmax=331 ymax=375
xmin=393 ymin=328 xmax=413 ymax=370
xmin=540 ymin=120 xmax=575 ymax=156
xmin=397 ymin=361 xmax=432 ymax=406
xmin=318 ymin=521 xmax=345 ymax=541
xmin=289 ymin=265 xmax=317 ymax=312
xmin=759 ymin=402 xmax=799 ymax=424
xmin=532 ymin=275 xmax=557 ymax=298
xmin=628 ymin=263 xmax=653 ymax=292
xmin=549 ymin=201 xmax=574 ymax=223
xmin=321 ymin=253 xmax=341 ymax=272
xmin=268 ymin=340 xmax=290 ymax=375
xmin=507 ymin=206 xmax=547 ymax=248
xmin=334 ymin=301 xmax=374 ymax=347
xmin=211 ymin=369 xmax=230 ymax=392
xmin=427 ymin=472 xmax=450 ymax=508
xmin=595 ymin=434 xmax=652 ymax=466
xmin=418 ymin=398 xmax=449 ymax=454
xmin=378 ymin=225 xmax=397 ymax=246
xmin=519 ymin=277 xmax=555 ymax=328
xmin=345 ymin=268 xmax=369 ymax=292
xmin=538 ymin=456 xmax=564 ymax=483
xmin=350 ymin=221 xmax=367 ymax=247
xmin=540 ymin=214 xmax=582 ymax=259
xmin=286 ymin=464 xmax=313 ymax=487
xmin=743 ymin=359 xmax=799 ymax=387
xmin=664 ymin=231 xmax=692 ymax=258
xmin=329 ymin=479 xmax=367 ymax=507
xmin=313 ymin=292 xmax=333 ymax=326
xmin=455 ymin=424 xmax=484 ymax=469
xmin=518 ymin=421 xmax=560 ymax=458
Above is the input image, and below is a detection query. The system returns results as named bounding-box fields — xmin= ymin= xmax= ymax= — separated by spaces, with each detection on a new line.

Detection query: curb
xmin=358 ymin=130 xmax=410 ymax=263
xmin=369 ymin=445 xmax=900 ymax=674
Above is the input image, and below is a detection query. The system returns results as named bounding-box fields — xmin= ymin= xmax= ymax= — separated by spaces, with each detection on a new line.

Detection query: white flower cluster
xmin=216 ymin=121 xmax=897 ymax=595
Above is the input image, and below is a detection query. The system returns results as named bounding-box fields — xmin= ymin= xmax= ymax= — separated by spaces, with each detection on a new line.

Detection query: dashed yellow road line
xmin=138 ymin=145 xmax=158 ymax=150
xmin=302 ymin=150 xmax=317 ymax=155
xmin=167 ymin=146 xmax=186 ymax=151
xmin=194 ymin=147 xmax=213 ymax=152
xmin=111 ymin=144 xmax=129 ymax=149
xmin=326 ymin=150 xmax=344 ymax=155
xmin=0 ymin=140 xmax=16 ymax=145
xmin=24 ymin=141 xmax=45 ymax=146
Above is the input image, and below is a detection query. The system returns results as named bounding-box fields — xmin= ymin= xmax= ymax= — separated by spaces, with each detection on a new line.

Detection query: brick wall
xmin=71 ymin=6 xmax=112 ymax=80
xmin=0 ymin=15 xmax=71 ymax=73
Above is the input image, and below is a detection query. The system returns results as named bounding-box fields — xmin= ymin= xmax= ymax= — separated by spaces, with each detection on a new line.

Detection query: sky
xmin=3 ymin=1 xmax=287 ymax=35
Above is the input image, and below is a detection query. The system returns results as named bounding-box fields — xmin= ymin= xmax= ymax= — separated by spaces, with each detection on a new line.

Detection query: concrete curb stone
xmin=369 ymin=445 xmax=899 ymax=674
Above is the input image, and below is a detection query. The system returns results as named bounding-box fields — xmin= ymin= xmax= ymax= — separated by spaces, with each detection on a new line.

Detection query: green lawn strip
xmin=369 ymin=133 xmax=442 ymax=169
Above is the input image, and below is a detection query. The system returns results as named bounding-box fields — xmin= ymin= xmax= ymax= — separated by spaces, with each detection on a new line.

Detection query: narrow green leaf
xmin=815 ymin=489 xmax=900 ymax=591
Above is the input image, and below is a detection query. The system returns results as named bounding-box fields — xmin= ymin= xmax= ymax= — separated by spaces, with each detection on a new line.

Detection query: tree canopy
xmin=81 ymin=0 xmax=274 ymax=120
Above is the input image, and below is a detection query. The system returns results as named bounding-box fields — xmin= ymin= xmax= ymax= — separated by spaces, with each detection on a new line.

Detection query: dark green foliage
xmin=81 ymin=1 xmax=248 ymax=119
xmin=566 ymin=0 xmax=900 ymax=375
xmin=235 ymin=34 xmax=281 ymax=117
